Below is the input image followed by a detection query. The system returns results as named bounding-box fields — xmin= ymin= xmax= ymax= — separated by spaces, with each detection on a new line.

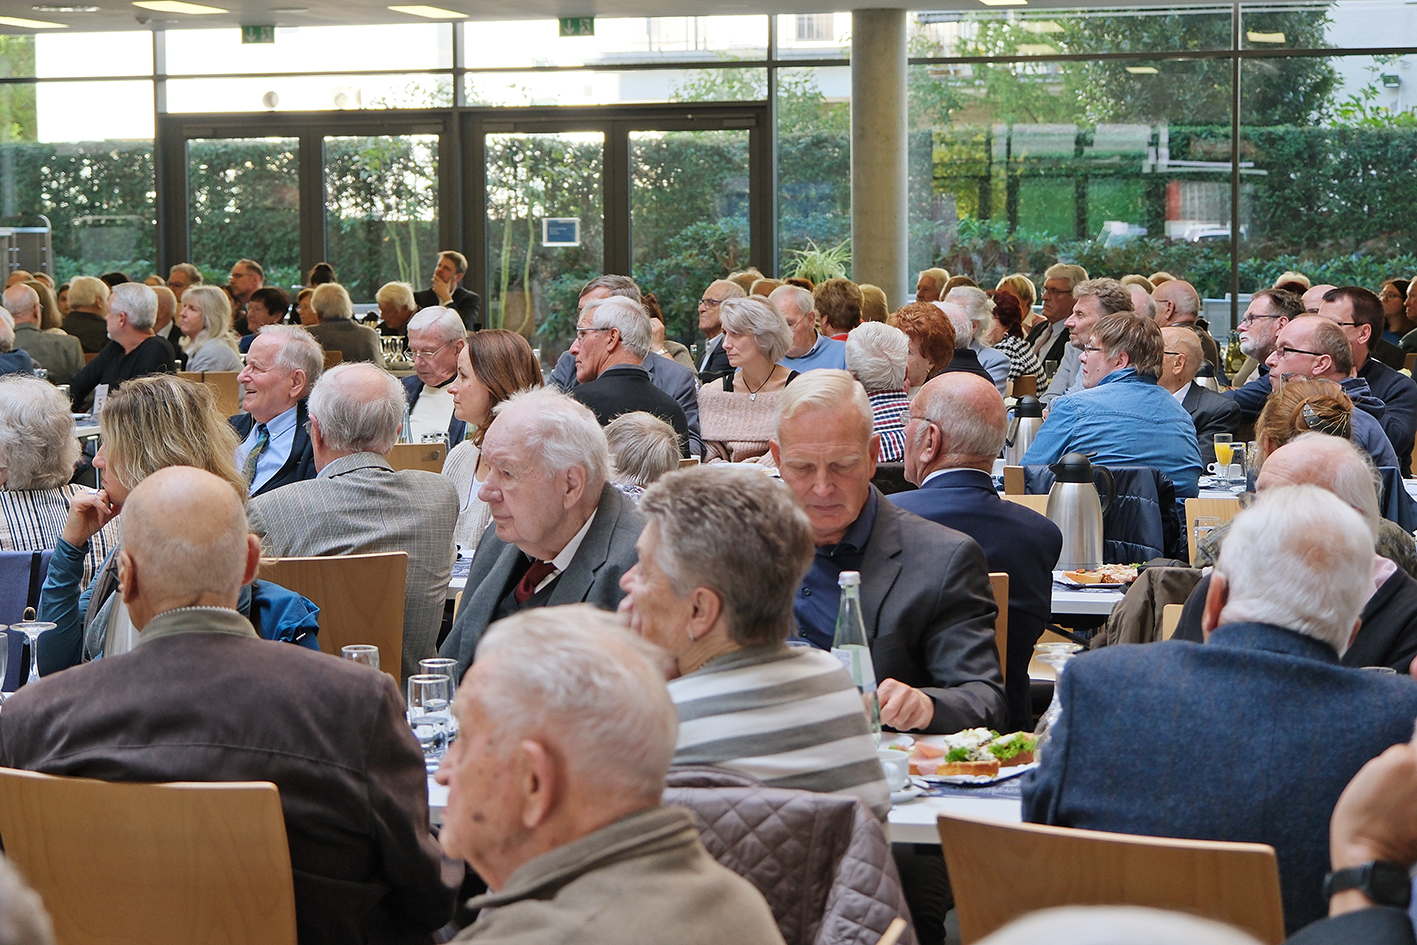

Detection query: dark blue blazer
xmin=889 ymin=469 xmax=1061 ymax=732
xmin=229 ymin=398 xmax=318 ymax=498
xmin=1022 ymin=623 xmax=1417 ymax=934
xmin=401 ymin=374 xmax=466 ymax=446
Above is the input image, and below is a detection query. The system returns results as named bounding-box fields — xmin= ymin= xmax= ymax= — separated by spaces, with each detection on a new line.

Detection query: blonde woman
xmin=178 ymin=284 xmax=243 ymax=372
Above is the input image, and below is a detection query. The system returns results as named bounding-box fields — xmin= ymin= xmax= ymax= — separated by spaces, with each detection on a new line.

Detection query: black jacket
xmin=413 ymin=285 xmax=482 ymax=332
xmin=572 ymin=364 xmax=691 ymax=456
xmin=68 ymin=336 xmax=177 ymax=408
xmin=698 ymin=335 xmax=733 ymax=384
xmin=230 ymin=398 xmax=319 ymax=498
xmin=1182 ymin=382 xmax=1243 ymax=467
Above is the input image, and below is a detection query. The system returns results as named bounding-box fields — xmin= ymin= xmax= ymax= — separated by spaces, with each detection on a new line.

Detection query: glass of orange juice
xmin=1214 ymin=434 xmax=1234 ymax=467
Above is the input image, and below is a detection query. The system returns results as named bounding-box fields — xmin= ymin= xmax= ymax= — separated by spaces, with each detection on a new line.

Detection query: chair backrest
xmin=1003 ymin=465 xmax=1026 ymax=495
xmin=1011 ymin=374 xmax=1037 ymax=397
xmin=386 ymin=442 xmax=447 ymax=473
xmin=179 ymin=370 xmax=243 ymax=418
xmin=83 ymin=351 xmax=99 ymax=364
xmin=322 ymin=350 xmax=344 ymax=370
xmin=937 ymin=812 xmax=1285 ymax=945
xmin=1001 ymin=493 xmax=1049 ymax=514
xmin=1184 ymin=496 xmax=1240 ymax=565
xmin=1160 ymin=603 xmax=1184 ymax=640
xmin=872 ymin=462 xmax=918 ymax=496
xmin=1407 ymin=352 xmax=1417 ymax=373
xmin=259 ymin=553 xmax=407 ymax=668
xmin=988 ymin=572 xmax=1008 ymax=681
xmin=0 ymin=768 xmax=297 ymax=945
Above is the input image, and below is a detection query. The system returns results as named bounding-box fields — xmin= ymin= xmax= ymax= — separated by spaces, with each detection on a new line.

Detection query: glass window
xmin=777 ymin=66 xmax=850 ymax=275
xmin=166 ymin=75 xmax=453 ymax=112
xmin=465 ymin=16 xmax=767 ymax=70
xmin=775 ymin=13 xmax=848 ymax=60
xmin=466 ymin=67 xmax=766 ymax=107
xmin=35 ymin=31 xmax=153 ymax=78
xmin=910 ymin=8 xmax=1235 ymax=59
xmin=1311 ymin=0 xmax=1417 ymax=52
xmin=164 ymin=25 xmax=452 ymax=75
xmin=187 ymin=137 xmax=301 ymax=288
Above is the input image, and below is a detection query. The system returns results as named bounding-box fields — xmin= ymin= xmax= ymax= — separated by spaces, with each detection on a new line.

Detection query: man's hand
xmin=61 ymin=488 xmax=119 ymax=548
xmin=1327 ymin=731 xmax=1417 ymax=915
xmin=878 ymin=678 xmax=933 ymax=732
xmin=431 ymin=272 xmax=454 ymax=305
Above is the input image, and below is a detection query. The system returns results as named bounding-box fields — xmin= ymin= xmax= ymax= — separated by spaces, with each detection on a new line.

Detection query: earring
xmin=686 ymin=627 xmax=697 ymax=643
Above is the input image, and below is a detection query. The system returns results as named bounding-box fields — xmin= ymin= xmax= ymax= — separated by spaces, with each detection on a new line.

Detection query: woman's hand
xmin=62 ymin=488 xmax=119 ymax=548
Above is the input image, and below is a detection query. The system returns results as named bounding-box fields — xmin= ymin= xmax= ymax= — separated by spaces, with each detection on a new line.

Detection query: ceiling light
xmin=0 ymin=14 xmax=67 ymax=26
xmin=388 ymin=4 xmax=467 ymax=17
xmin=978 ymin=0 xmax=1027 ymax=6
xmin=132 ymin=0 xmax=227 ymax=13
xmin=1246 ymin=30 xmax=1286 ymax=43
xmin=1125 ymin=66 xmax=1159 ymax=74
xmin=32 ymin=4 xmax=100 ymax=11
xmin=1022 ymin=20 xmax=1063 ymax=33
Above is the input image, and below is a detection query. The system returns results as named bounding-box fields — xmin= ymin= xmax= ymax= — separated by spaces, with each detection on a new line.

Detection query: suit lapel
xmin=549 ymin=484 xmax=622 ymax=605
xmin=1182 ymin=384 xmax=1201 ymax=412
xmin=858 ymin=488 xmax=904 ymax=643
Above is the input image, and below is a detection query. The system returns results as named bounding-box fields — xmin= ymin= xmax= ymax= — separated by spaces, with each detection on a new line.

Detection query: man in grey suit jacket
xmin=5 ymin=283 xmax=83 ymax=386
xmin=248 ymin=363 xmax=457 ymax=682
xmin=770 ymin=370 xmax=1006 ymax=735
xmin=439 ymin=388 xmax=644 ymax=681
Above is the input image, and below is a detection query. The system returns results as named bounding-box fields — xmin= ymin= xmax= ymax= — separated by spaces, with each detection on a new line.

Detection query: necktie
xmin=515 ymin=559 xmax=558 ymax=604
xmin=243 ymin=423 xmax=270 ymax=489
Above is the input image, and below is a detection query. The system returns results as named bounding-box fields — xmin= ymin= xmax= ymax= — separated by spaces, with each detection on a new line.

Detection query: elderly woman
xmin=0 ymin=376 xmax=119 ymax=583
xmin=178 ymin=284 xmax=243 ymax=372
xmin=996 ymin=273 xmax=1037 ymax=318
xmin=618 ymin=464 xmax=891 ymax=820
xmin=887 ymin=301 xmax=956 ymax=391
xmin=606 ymin=411 xmax=682 ymax=502
xmin=846 ymin=322 xmax=911 ymax=463
xmin=307 ymin=283 xmax=385 ymax=366
xmin=697 ymin=296 xmax=797 ymax=463
xmin=982 ymin=289 xmax=1043 ymax=382
xmin=443 ymin=329 xmax=543 ymax=552
xmin=37 ymin=375 xmax=247 ymax=674
xmin=946 ymin=286 xmax=1010 ymax=393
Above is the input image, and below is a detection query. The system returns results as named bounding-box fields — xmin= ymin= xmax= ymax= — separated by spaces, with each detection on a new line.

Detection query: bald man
xmin=1158 ymin=326 xmax=1241 ymax=467
xmin=0 ymin=466 xmax=458 ymax=944
xmin=1153 ymin=279 xmax=1227 ymax=385
xmin=891 ymin=372 xmax=1063 ymax=732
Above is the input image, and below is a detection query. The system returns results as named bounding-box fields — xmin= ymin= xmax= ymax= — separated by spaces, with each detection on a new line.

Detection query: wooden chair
xmin=988 ymin=572 xmax=1008 ymax=681
xmin=1002 ymin=465 xmax=1026 ymax=495
xmin=386 ymin=442 xmax=447 ymax=473
xmin=1406 ymin=352 xmax=1416 ymax=373
xmin=83 ymin=351 xmax=99 ymax=364
xmin=1184 ymin=496 xmax=1241 ymax=565
xmin=179 ymin=370 xmax=244 ymax=418
xmin=259 ymin=553 xmax=407 ymax=670
xmin=937 ymin=812 xmax=1286 ymax=944
xmin=1011 ymin=374 xmax=1037 ymax=397
xmin=0 ymin=768 xmax=297 ymax=945
xmin=1002 ymin=493 xmax=1049 ymax=515
xmin=323 ymin=350 xmax=344 ymax=370
xmin=1160 ymin=603 xmax=1184 ymax=640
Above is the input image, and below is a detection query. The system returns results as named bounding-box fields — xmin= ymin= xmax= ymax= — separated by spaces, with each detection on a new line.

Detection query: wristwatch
xmin=1322 ymin=860 xmax=1412 ymax=908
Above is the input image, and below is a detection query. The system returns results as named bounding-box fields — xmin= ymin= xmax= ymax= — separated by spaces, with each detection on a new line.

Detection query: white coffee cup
xmin=876 ymin=748 xmax=910 ymax=792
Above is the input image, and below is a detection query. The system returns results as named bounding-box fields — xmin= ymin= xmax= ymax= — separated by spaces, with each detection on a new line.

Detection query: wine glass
xmin=1032 ymin=641 xmax=1084 ymax=762
xmin=407 ymin=674 xmax=453 ymax=772
xmin=8 ymin=622 xmax=56 ymax=689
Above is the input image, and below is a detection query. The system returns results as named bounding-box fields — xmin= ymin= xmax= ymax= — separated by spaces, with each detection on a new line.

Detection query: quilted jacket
xmin=664 ymin=767 xmax=918 ymax=945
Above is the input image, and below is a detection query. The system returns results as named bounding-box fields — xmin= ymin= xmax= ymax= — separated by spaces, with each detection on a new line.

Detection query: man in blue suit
xmin=891 ymin=372 xmax=1061 ymax=732
xmin=231 ymin=324 xmax=320 ymax=498
xmin=1023 ymin=486 xmax=1417 ymax=935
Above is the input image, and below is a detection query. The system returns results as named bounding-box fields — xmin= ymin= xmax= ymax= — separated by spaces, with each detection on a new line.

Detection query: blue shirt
xmin=780 ymin=335 xmax=847 ymax=373
xmin=793 ymin=489 xmax=878 ymax=650
xmin=1021 ymin=368 xmax=1204 ymax=498
xmin=236 ymin=402 xmax=300 ymax=496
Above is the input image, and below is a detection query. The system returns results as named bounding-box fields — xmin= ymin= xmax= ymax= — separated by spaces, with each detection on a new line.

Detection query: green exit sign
xmin=241 ymin=24 xmax=276 ymax=44
xmin=558 ymin=17 xmax=594 ymax=37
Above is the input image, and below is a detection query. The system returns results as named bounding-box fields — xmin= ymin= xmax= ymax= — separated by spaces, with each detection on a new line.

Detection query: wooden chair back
xmin=260 ymin=553 xmax=407 ymax=669
xmin=937 ymin=812 xmax=1286 ymax=944
xmin=1011 ymin=374 xmax=1037 ymax=397
xmin=179 ymin=370 xmax=244 ymax=418
xmin=988 ymin=572 xmax=1008 ymax=681
xmin=83 ymin=351 xmax=99 ymax=364
xmin=323 ymin=350 xmax=344 ymax=370
xmin=1407 ymin=352 xmax=1417 ymax=373
xmin=1002 ymin=465 xmax=1026 ymax=495
xmin=1160 ymin=603 xmax=1184 ymax=640
xmin=0 ymin=768 xmax=297 ymax=945
xmin=1184 ymin=496 xmax=1241 ymax=565
xmin=1001 ymin=493 xmax=1049 ymax=515
xmin=387 ymin=442 xmax=447 ymax=474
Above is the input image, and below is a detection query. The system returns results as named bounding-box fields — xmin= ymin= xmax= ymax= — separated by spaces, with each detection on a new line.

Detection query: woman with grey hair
xmin=0 ymin=375 xmax=118 ymax=584
xmin=846 ymin=322 xmax=911 ymax=463
xmin=606 ymin=411 xmax=681 ymax=502
xmin=697 ymin=296 xmax=797 ymax=463
xmin=177 ymin=285 xmax=243 ymax=372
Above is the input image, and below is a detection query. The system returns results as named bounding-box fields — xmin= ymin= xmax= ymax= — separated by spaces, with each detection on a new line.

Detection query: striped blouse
xmin=993 ymin=334 xmax=1043 ymax=382
xmin=669 ymin=644 xmax=892 ymax=820
xmin=0 ymin=486 xmax=120 ymax=587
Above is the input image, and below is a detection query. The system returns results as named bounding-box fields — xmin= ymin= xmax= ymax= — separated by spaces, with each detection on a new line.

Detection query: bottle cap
xmin=838 ymin=570 xmax=861 ymax=588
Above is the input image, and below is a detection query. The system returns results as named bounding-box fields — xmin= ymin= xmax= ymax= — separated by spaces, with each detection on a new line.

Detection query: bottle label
xmin=831 ymin=644 xmax=877 ymax=694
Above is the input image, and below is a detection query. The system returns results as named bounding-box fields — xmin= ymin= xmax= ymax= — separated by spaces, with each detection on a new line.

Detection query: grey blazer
xmin=440 ymin=482 xmax=644 ymax=680
xmin=14 ymin=323 xmax=83 ymax=387
xmin=247 ymin=452 xmax=457 ymax=682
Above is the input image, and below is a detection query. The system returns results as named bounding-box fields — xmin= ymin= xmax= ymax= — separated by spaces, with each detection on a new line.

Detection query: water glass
xmin=407 ymin=674 xmax=453 ymax=770
xmin=341 ymin=644 xmax=379 ymax=670
xmin=1194 ymin=515 xmax=1221 ymax=554
xmin=8 ymin=622 xmax=56 ymax=689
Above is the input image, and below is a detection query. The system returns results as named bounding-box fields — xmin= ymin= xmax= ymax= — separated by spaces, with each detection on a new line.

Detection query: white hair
xmin=1262 ymin=433 xmax=1380 ymax=546
xmin=407 ymin=306 xmax=466 ymax=344
xmin=606 ymin=411 xmax=681 ymax=488
xmin=946 ymin=285 xmax=996 ymax=335
xmin=977 ymin=906 xmax=1262 ymax=945
xmin=768 ymin=284 xmax=815 ymax=322
xmin=935 ymin=300 xmax=974 ymax=349
xmin=586 ymin=295 xmax=652 ymax=359
xmin=307 ymin=362 xmax=407 ymax=454
xmin=474 ymin=605 xmax=678 ymax=803
xmin=66 ymin=275 xmax=109 ymax=309
xmin=375 ymin=281 xmax=416 ymax=311
xmin=0 ymin=307 xmax=12 ymax=352
xmin=255 ymin=324 xmax=324 ymax=398
xmin=110 ymin=282 xmax=158 ymax=332
xmin=846 ymin=321 xmax=909 ymax=392
xmin=311 ymin=283 xmax=353 ymax=321
xmin=0 ymin=374 xmax=79 ymax=490
xmin=1215 ymin=485 xmax=1372 ymax=653
xmin=776 ymin=368 xmax=872 ymax=439
xmin=492 ymin=386 xmax=610 ymax=488
xmin=2 ymin=284 xmax=39 ymax=322
xmin=719 ymin=297 xmax=793 ymax=364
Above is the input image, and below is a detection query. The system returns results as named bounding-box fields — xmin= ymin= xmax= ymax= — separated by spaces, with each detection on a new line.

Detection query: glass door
xmin=186 ymin=137 xmax=301 ymax=287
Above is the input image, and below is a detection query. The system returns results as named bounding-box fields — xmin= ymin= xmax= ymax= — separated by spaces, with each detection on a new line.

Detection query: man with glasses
xmin=697 ymin=278 xmax=743 ymax=383
xmin=1025 ymin=263 xmax=1087 ymax=373
xmin=1039 ymin=276 xmax=1132 ymax=407
xmin=1153 ymin=278 xmax=1228 ymax=385
xmin=1225 ymin=287 xmax=1304 ymax=409
xmin=401 ymin=306 xmax=467 ymax=445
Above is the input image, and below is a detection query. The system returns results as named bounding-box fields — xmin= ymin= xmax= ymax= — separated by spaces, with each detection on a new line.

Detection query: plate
xmin=891 ymin=784 xmax=925 ymax=805
xmin=1052 ymin=571 xmax=1132 ymax=589
xmin=921 ymin=761 xmax=1038 ymax=785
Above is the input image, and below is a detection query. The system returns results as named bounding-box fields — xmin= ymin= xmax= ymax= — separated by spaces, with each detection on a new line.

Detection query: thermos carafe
xmin=1046 ymin=452 xmax=1115 ymax=571
xmin=1003 ymin=395 xmax=1044 ymax=467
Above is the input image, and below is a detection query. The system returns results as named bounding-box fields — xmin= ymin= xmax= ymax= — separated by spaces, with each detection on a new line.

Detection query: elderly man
xmin=1226 ymin=287 xmax=1303 ymax=396
xmin=438 ymin=388 xmax=645 ymax=680
xmin=772 ymin=284 xmax=846 ymax=372
xmin=1024 ymin=263 xmax=1087 ymax=370
xmin=1318 ymin=287 xmax=1417 ymax=474
xmin=698 ymin=277 xmax=744 ymax=382
xmin=1127 ymin=284 xmax=1156 ymax=320
xmin=1023 ymin=312 xmax=1203 ymax=498
xmin=1265 ymin=316 xmax=1402 ymax=470
xmin=413 ymin=250 xmax=481 ymax=331
xmin=814 ymin=278 xmax=862 ymax=341
xmin=945 ymin=286 xmax=1009 ymax=393
xmin=0 ymin=310 xmax=35 ymax=376
xmin=1039 ymin=277 xmax=1132 ymax=406
xmin=932 ymin=300 xmax=996 ymax=388
xmin=916 ymin=267 xmax=949 ymax=304
xmin=248 ymin=363 xmax=457 ymax=681
xmin=376 ymin=281 xmax=418 ymax=336
xmin=1023 ymin=485 xmax=1417 ymax=934
xmin=307 ymin=283 xmax=385 ymax=366
xmin=165 ymin=262 xmax=202 ymax=303
xmin=150 ymin=284 xmax=185 ymax=363
xmin=1153 ymin=278 xmax=1226 ymax=383
xmin=67 ymin=282 xmax=177 ymax=409
xmin=62 ymin=275 xmax=111 ymax=353
xmin=893 ymin=373 xmax=1063 ymax=733
xmin=1304 ymin=283 xmax=1337 ymax=315
xmin=403 ymin=306 xmax=467 ymax=444
xmin=3 ymin=283 xmax=81 ymax=386
xmin=227 ymin=257 xmax=264 ymax=331
xmin=436 ymin=606 xmax=784 ymax=944
xmin=769 ymin=369 xmax=1006 ymax=734
xmin=570 ymin=297 xmax=690 ymax=454
xmin=1158 ymin=326 xmax=1241 ymax=467
xmin=846 ymin=321 xmax=911 ymax=463
xmin=0 ymin=466 xmax=459 ymax=944
xmin=231 ymin=324 xmax=322 ymax=498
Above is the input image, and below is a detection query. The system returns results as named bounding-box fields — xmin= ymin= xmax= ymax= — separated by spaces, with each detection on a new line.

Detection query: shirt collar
xmin=921 ymin=466 xmax=992 ymax=487
xmin=138 ymin=606 xmax=258 ymax=645
xmin=262 ymin=402 xmax=300 ymax=439
xmin=1097 ymin=367 xmax=1142 ymax=388
xmin=1172 ymin=381 xmax=1192 ymax=403
xmin=550 ymin=507 xmax=599 ymax=572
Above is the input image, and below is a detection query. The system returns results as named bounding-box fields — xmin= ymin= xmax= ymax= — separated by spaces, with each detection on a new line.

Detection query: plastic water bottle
xmin=831 ymin=570 xmax=881 ymax=745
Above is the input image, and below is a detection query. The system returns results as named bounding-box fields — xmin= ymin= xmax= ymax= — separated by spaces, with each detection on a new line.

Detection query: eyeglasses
xmin=1162 ymin=350 xmax=1181 ymax=357
xmin=574 ymin=327 xmax=610 ymax=340
xmin=1328 ymin=320 xmax=1359 ymax=327
xmin=698 ymin=297 xmax=726 ymax=307
xmin=1275 ymin=345 xmax=1326 ymax=359
xmin=1041 ymin=287 xmax=1072 ymax=297
xmin=409 ymin=340 xmax=455 ymax=360
xmin=1081 ymin=345 xmax=1104 ymax=354
xmin=1239 ymin=313 xmax=1282 ymax=325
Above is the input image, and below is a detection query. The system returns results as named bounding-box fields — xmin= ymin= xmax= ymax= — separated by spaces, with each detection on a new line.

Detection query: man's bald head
xmin=307 ymin=362 xmax=407 ymax=459
xmin=118 ymin=466 xmax=258 ymax=627
xmin=1161 ymin=326 xmax=1203 ymax=389
xmin=1257 ymin=433 xmax=1380 ymax=545
xmin=1303 ymin=284 xmax=1336 ymax=314
xmin=1 ymin=285 xmax=38 ymax=324
xmin=1153 ymin=280 xmax=1199 ymax=327
xmin=907 ymin=372 xmax=1007 ymax=484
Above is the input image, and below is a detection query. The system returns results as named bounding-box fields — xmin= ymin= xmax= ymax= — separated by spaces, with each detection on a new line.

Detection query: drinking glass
xmin=1213 ymin=434 xmax=1234 ymax=468
xmin=419 ymin=658 xmax=460 ymax=741
xmin=8 ymin=622 xmax=56 ymax=689
xmin=1194 ymin=515 xmax=1221 ymax=554
xmin=407 ymin=674 xmax=453 ymax=771
xmin=1032 ymin=641 xmax=1083 ymax=762
xmin=341 ymin=644 xmax=379 ymax=670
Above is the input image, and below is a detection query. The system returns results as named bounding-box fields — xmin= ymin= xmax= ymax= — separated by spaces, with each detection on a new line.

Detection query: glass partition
xmin=187 ymin=137 xmax=301 ymax=287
